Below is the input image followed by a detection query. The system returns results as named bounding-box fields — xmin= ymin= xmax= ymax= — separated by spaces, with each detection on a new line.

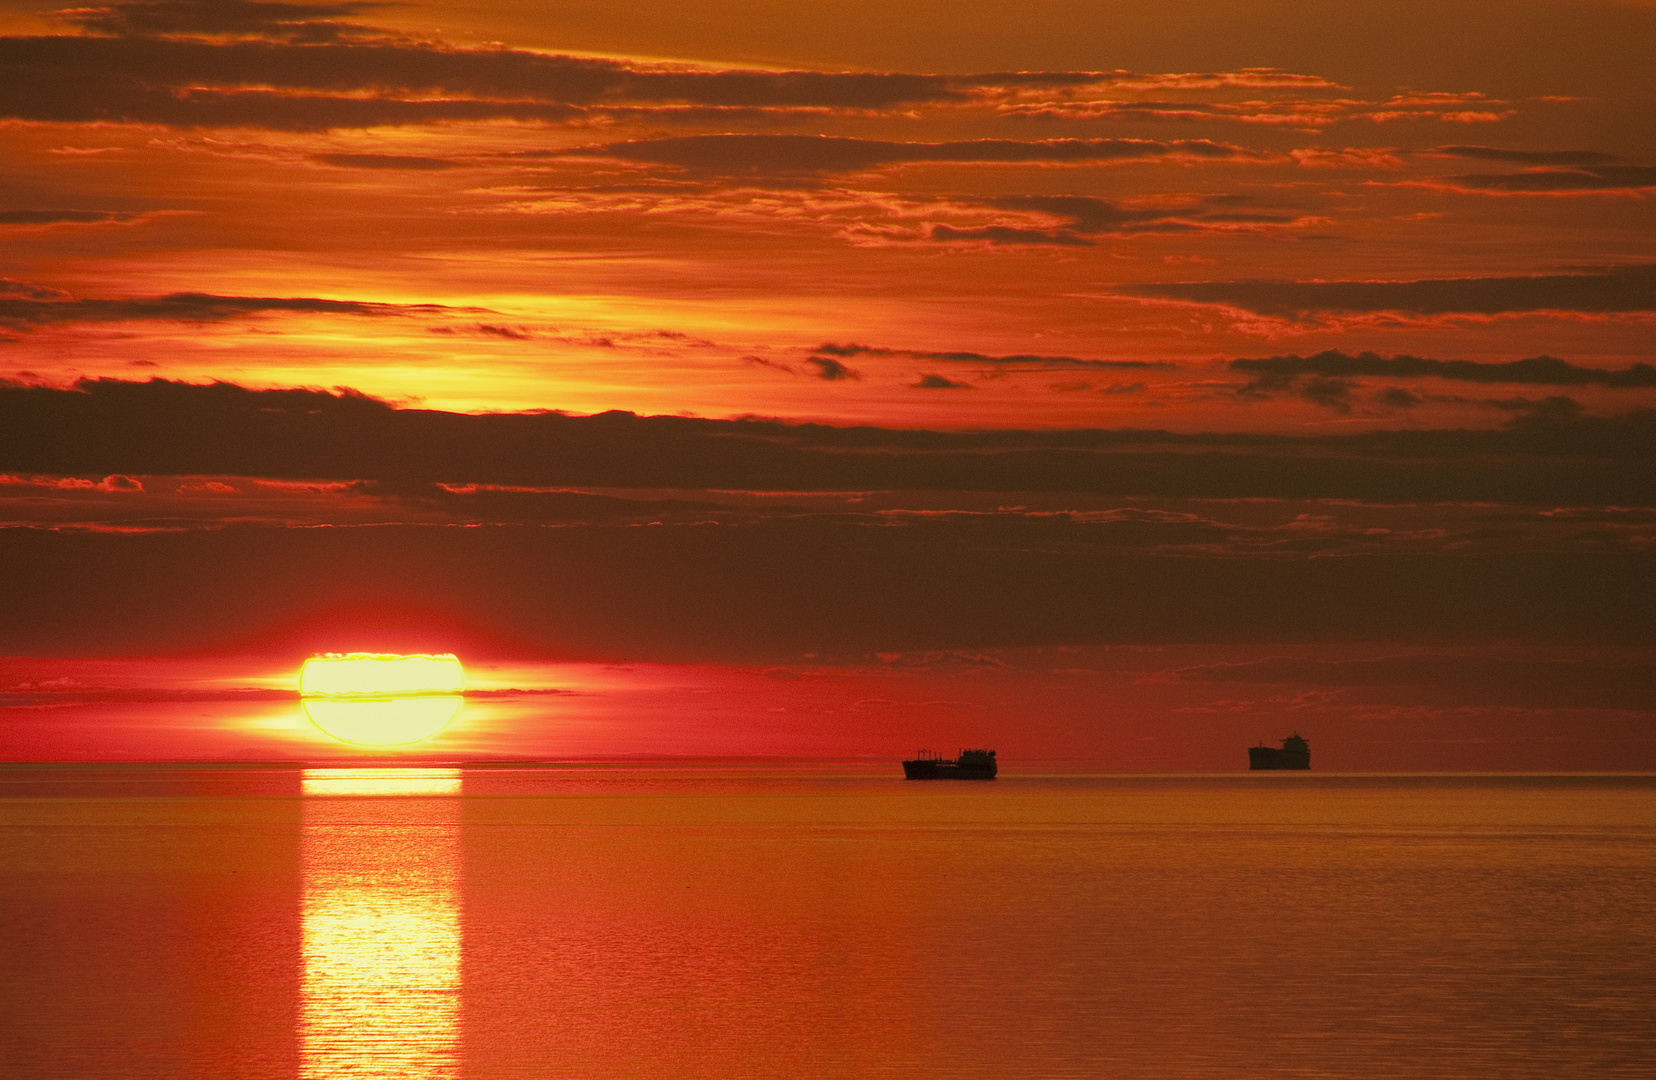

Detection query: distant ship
xmin=903 ymin=749 xmax=997 ymax=780
xmin=1248 ymin=733 xmax=1310 ymax=770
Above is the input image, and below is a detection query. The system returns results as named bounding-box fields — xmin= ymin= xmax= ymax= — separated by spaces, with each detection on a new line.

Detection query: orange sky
xmin=0 ymin=0 xmax=1652 ymax=427
xmin=1 ymin=0 xmax=1653 ymax=767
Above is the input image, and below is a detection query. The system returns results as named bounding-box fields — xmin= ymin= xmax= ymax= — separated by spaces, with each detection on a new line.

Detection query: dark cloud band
xmin=1443 ymin=166 xmax=1656 ymax=193
xmin=2 ymin=34 xmax=1253 ymax=132
xmin=3 ymin=515 xmax=1651 ymax=659
xmin=1232 ymin=350 xmax=1656 ymax=387
xmin=815 ymin=342 xmax=1169 ymax=370
xmin=1433 ymin=146 xmax=1621 ymax=166
xmin=0 ymin=291 xmax=458 ymax=329
xmin=1120 ymin=264 xmax=1656 ymax=317
xmin=585 ymin=135 xmax=1252 ymax=174
xmin=311 ymin=153 xmax=461 ymax=170
xmin=4 ymin=378 xmax=1653 ymax=504
xmin=0 ymin=209 xmax=143 ymax=225
xmin=57 ymin=0 xmax=385 ymax=40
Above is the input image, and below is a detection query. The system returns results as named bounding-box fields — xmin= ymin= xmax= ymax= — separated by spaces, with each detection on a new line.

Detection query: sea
xmin=2 ymin=766 xmax=1653 ymax=1079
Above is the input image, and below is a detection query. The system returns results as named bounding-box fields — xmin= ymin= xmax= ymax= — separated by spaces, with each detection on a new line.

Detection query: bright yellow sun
xmin=299 ymin=653 xmax=465 ymax=747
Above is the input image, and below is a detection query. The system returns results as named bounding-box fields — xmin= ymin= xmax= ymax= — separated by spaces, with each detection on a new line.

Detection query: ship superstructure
xmin=1248 ymin=734 xmax=1310 ymax=770
xmin=903 ymin=749 xmax=997 ymax=780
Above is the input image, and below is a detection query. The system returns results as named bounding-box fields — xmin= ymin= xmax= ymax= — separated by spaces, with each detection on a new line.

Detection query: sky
xmin=1 ymin=0 xmax=1653 ymax=766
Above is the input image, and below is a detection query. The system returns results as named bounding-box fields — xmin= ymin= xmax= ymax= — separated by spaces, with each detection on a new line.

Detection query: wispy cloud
xmin=1428 ymin=165 xmax=1656 ymax=193
xmin=0 ymin=209 xmax=147 ymax=226
xmin=0 ymin=290 xmax=467 ymax=331
xmin=1118 ymin=264 xmax=1656 ymax=318
xmin=576 ymin=135 xmax=1257 ymax=175
xmin=1231 ymin=351 xmax=1656 ymax=388
xmin=1429 ymin=145 xmax=1621 ymax=166
xmin=311 ymin=152 xmax=461 ymax=170
xmin=814 ymin=342 xmax=1171 ymax=371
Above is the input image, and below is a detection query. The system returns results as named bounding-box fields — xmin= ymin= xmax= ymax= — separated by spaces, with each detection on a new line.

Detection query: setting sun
xmin=299 ymin=654 xmax=465 ymax=697
xmin=301 ymin=696 xmax=465 ymax=747
xmin=299 ymin=654 xmax=465 ymax=746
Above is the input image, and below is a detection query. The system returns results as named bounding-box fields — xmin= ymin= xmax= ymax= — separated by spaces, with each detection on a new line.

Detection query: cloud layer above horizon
xmin=1 ymin=0 xmax=1653 ymax=676
xmin=0 ymin=0 xmax=1649 ymax=429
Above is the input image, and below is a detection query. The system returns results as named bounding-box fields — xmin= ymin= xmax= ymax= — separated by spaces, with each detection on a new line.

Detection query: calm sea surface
xmin=2 ymin=767 xmax=1653 ymax=1079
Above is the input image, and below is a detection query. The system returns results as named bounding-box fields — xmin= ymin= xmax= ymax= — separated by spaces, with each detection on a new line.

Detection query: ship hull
xmin=1248 ymin=746 xmax=1310 ymax=770
xmin=903 ymin=760 xmax=997 ymax=780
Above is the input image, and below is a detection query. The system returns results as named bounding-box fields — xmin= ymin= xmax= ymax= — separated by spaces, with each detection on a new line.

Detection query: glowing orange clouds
xmin=299 ymin=653 xmax=465 ymax=747
xmin=0 ymin=0 xmax=1651 ymax=435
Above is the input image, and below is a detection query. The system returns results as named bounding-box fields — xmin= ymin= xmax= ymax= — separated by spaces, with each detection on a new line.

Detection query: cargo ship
xmin=1248 ymin=733 xmax=1310 ymax=770
xmin=903 ymin=749 xmax=997 ymax=780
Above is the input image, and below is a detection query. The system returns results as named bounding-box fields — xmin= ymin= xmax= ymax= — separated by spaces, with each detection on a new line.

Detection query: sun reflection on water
xmin=301 ymin=768 xmax=461 ymax=1079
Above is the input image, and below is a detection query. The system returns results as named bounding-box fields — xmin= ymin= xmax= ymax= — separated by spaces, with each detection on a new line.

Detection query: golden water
xmin=2 ymin=767 xmax=1653 ymax=1078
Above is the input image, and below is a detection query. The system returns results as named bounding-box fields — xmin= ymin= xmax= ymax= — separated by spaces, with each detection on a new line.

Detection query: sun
xmin=299 ymin=653 xmax=464 ymax=697
xmin=301 ymin=695 xmax=463 ymax=747
xmin=299 ymin=653 xmax=465 ymax=747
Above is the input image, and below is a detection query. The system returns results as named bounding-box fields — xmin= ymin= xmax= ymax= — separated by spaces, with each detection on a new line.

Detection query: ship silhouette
xmin=903 ymin=749 xmax=997 ymax=780
xmin=1248 ymin=733 xmax=1310 ymax=770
